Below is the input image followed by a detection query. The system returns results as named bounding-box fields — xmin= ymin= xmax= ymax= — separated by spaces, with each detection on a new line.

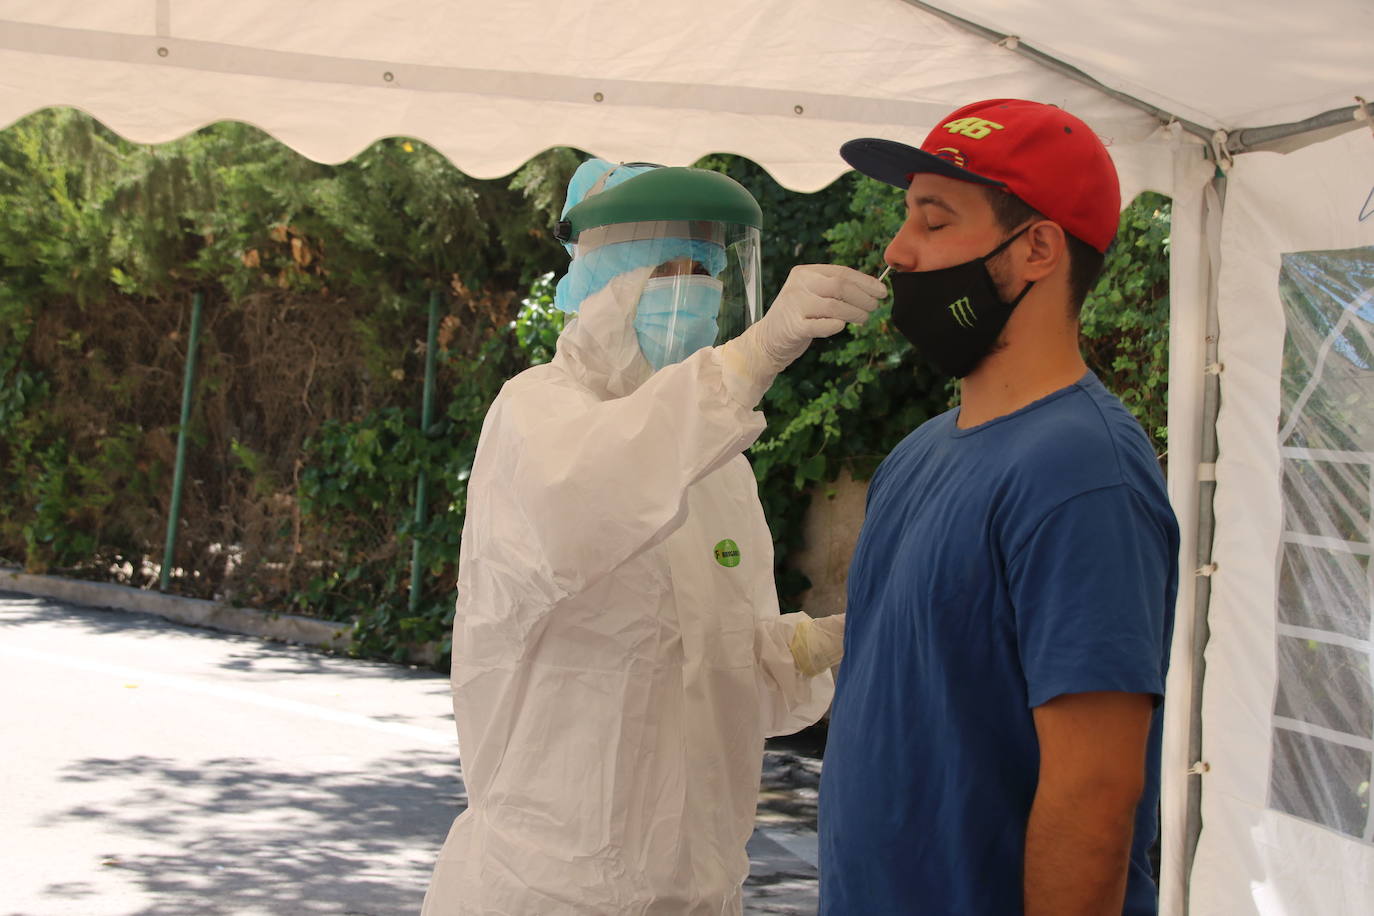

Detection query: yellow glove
xmin=788 ymin=613 xmax=846 ymax=678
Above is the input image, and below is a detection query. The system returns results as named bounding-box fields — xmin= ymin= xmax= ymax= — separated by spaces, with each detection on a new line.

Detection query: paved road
xmin=0 ymin=592 xmax=819 ymax=915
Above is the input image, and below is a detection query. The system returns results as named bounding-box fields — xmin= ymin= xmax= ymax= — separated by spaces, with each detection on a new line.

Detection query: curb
xmin=1 ymin=568 xmax=355 ymax=654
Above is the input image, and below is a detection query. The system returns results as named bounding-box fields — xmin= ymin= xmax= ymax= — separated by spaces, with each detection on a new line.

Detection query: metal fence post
xmin=160 ymin=291 xmax=204 ymax=592
xmin=409 ymin=289 xmax=441 ymax=613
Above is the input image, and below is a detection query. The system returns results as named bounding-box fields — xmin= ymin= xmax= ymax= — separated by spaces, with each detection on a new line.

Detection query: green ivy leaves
xmin=0 ymin=112 xmax=1171 ymax=662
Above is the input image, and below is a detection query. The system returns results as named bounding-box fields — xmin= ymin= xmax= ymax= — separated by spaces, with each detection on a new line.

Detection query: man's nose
xmin=884 ymin=227 xmax=920 ymax=272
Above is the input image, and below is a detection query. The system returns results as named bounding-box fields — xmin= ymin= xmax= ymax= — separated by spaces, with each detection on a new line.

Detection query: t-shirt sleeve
xmin=1006 ymin=484 xmax=1173 ymax=709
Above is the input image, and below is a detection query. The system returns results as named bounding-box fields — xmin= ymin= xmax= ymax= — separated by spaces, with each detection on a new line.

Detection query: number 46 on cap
xmin=942 ymin=117 xmax=1004 ymax=140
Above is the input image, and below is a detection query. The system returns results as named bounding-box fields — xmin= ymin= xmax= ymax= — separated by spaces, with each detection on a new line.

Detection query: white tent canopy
xmin=3 ymin=2 xmax=1372 ymax=913
xmin=0 ymin=1 xmax=1366 ymax=189
xmin=0 ymin=0 xmax=1167 ymax=192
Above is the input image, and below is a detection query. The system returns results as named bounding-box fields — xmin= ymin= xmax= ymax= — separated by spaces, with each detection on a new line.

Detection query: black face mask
xmin=889 ymin=225 xmax=1034 ymax=378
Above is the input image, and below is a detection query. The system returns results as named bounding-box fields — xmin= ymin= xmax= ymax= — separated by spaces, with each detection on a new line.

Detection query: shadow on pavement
xmin=5 ymin=592 xmax=825 ymax=914
xmin=40 ymin=751 xmax=465 ymax=916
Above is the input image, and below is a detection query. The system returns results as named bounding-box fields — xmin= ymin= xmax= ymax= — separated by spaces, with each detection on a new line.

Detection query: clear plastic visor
xmin=573 ymin=220 xmax=762 ymax=364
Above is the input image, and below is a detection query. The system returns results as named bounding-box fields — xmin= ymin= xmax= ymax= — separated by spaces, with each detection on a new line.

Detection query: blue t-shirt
xmin=819 ymin=373 xmax=1179 ymax=915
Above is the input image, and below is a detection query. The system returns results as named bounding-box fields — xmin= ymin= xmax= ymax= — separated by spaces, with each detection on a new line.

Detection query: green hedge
xmin=0 ymin=109 xmax=1168 ymax=666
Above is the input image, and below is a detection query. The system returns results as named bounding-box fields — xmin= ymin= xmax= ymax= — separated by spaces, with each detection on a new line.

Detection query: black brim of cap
xmin=840 ymin=138 xmax=1005 ymax=190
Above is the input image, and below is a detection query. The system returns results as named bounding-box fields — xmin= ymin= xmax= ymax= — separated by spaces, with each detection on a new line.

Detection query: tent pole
xmin=160 ymin=291 xmax=204 ymax=592
xmin=1228 ymin=104 xmax=1365 ymax=154
xmin=408 ymin=289 xmax=441 ymax=614
xmin=1181 ymin=172 xmax=1227 ymax=912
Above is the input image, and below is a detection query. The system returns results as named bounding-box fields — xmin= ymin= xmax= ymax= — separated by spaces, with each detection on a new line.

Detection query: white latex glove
xmin=788 ymin=612 xmax=846 ymax=678
xmin=720 ymin=265 xmax=886 ymax=405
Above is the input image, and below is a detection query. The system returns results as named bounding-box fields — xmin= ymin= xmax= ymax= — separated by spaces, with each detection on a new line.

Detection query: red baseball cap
xmin=840 ymin=99 xmax=1121 ymax=253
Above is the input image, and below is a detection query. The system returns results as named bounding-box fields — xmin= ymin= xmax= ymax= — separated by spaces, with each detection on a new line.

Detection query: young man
xmin=818 ymin=100 xmax=1180 ymax=915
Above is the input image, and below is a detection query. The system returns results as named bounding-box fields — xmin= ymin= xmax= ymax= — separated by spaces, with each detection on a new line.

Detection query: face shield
xmin=555 ymin=166 xmax=763 ymax=372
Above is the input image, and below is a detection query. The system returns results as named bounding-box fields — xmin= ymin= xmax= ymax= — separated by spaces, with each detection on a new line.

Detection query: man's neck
xmin=956 ymin=335 xmax=1087 ymax=429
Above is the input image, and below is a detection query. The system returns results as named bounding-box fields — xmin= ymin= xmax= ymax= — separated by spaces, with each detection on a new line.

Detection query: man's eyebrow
xmin=912 ymin=195 xmax=956 ymax=214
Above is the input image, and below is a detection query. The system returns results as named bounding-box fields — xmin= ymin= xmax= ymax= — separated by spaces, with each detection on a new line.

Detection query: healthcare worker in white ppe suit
xmin=422 ymin=159 xmax=884 ymax=915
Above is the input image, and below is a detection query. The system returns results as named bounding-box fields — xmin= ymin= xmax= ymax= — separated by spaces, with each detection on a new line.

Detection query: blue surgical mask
xmin=634 ymin=275 xmax=723 ymax=370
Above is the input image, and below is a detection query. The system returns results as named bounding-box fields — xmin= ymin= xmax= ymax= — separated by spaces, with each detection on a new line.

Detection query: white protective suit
xmin=422 ymin=265 xmax=835 ymax=916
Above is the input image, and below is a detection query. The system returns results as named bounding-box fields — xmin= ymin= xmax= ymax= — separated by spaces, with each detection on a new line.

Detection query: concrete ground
xmin=0 ymin=591 xmax=821 ymax=915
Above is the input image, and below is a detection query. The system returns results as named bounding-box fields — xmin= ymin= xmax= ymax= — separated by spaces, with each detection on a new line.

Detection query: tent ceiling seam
xmin=0 ymin=19 xmax=1069 ymax=130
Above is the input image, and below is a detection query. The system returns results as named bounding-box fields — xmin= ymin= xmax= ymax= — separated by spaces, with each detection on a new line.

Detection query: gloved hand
xmin=720 ymin=265 xmax=886 ymax=405
xmin=788 ymin=612 xmax=846 ymax=678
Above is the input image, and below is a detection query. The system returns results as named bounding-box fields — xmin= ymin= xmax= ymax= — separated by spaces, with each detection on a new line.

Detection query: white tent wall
xmin=1199 ymin=126 xmax=1374 ymax=913
xmin=2 ymin=2 xmax=1371 ymax=913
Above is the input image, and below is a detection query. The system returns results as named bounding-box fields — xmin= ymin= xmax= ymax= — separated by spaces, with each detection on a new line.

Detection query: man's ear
xmin=1020 ymin=220 xmax=1065 ymax=283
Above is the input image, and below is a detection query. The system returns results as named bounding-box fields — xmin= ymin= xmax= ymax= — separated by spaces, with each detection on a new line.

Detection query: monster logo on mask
xmin=889 ymin=224 xmax=1034 ymax=378
xmin=948 ymin=297 xmax=976 ymax=329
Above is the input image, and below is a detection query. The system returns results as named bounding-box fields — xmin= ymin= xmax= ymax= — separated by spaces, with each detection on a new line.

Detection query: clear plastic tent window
xmin=1272 ymin=246 xmax=1374 ymax=843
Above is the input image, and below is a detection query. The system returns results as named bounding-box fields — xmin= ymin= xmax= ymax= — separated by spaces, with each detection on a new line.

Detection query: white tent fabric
xmin=0 ymin=0 xmax=1170 ymax=192
xmin=2 ymin=2 xmax=1371 ymax=913
xmin=918 ymin=0 xmax=1370 ymax=130
xmin=1200 ymin=126 xmax=1374 ymax=912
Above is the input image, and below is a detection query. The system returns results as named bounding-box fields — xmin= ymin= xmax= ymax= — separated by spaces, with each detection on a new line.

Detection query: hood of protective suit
xmin=550 ymin=265 xmax=657 ymax=400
